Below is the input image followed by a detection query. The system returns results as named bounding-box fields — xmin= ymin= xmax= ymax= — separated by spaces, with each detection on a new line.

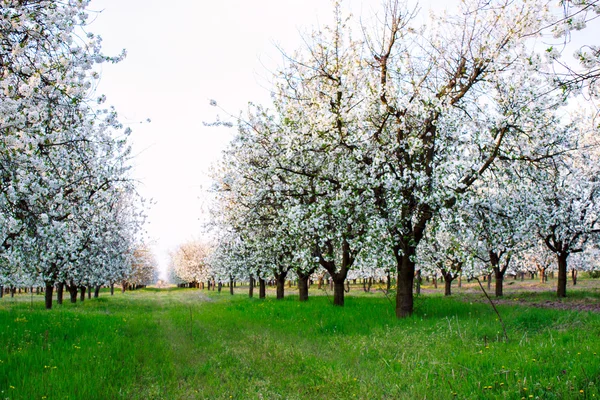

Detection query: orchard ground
xmin=1 ymin=278 xmax=599 ymax=399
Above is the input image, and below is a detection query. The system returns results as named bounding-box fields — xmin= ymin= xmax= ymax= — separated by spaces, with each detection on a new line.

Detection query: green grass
xmin=1 ymin=287 xmax=600 ymax=399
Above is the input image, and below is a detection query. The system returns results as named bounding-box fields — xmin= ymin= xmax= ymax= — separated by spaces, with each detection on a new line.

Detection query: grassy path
xmin=1 ymin=286 xmax=600 ymax=399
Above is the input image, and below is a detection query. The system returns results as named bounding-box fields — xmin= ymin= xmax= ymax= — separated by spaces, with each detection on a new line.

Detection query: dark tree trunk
xmin=494 ymin=267 xmax=504 ymax=297
xmin=57 ymin=282 xmax=64 ymax=305
xmin=298 ymin=274 xmax=309 ymax=302
xmin=275 ymin=271 xmax=287 ymax=300
xmin=110 ymin=283 xmax=115 ymax=295
xmin=79 ymin=286 xmax=86 ymax=302
xmin=487 ymin=273 xmax=492 ymax=290
xmin=229 ymin=276 xmax=234 ymax=295
xmin=44 ymin=282 xmax=54 ymax=309
xmin=259 ymin=277 xmax=266 ymax=299
xmin=395 ymin=247 xmax=416 ymax=318
xmin=94 ymin=286 xmax=100 ymax=298
xmin=333 ymin=281 xmax=345 ymax=306
xmin=444 ymin=275 xmax=453 ymax=296
xmin=387 ymin=270 xmax=392 ymax=291
xmin=415 ymin=269 xmax=421 ymax=295
xmin=557 ymin=252 xmax=568 ymax=297
xmin=0 ymin=285 xmax=3 ymax=299
xmin=87 ymin=286 xmax=91 ymax=299
xmin=571 ymin=268 xmax=577 ymax=285
xmin=249 ymin=276 xmax=254 ymax=298
xmin=218 ymin=282 xmax=222 ymax=293
xmin=10 ymin=286 xmax=15 ymax=297
xmin=121 ymin=282 xmax=127 ymax=293
xmin=68 ymin=285 xmax=78 ymax=303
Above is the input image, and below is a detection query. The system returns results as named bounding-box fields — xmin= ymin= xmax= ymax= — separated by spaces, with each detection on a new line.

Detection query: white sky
xmin=87 ymin=0 xmax=597 ymax=279
xmin=88 ymin=0 xmax=394 ymax=278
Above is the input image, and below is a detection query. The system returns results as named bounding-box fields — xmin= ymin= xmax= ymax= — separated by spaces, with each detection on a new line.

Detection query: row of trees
xmin=209 ymin=0 xmax=600 ymax=317
xmin=0 ymin=0 xmax=153 ymax=308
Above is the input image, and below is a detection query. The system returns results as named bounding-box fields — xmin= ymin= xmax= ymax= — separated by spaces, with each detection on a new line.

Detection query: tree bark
xmin=298 ymin=273 xmax=310 ymax=302
xmin=68 ymin=285 xmax=78 ymax=303
xmin=494 ymin=267 xmax=504 ymax=297
xmin=333 ymin=281 xmax=345 ymax=306
xmin=44 ymin=282 xmax=54 ymax=309
xmin=395 ymin=247 xmax=416 ymax=318
xmin=79 ymin=286 xmax=86 ymax=302
xmin=557 ymin=252 xmax=568 ymax=297
xmin=259 ymin=277 xmax=266 ymax=299
xmin=249 ymin=276 xmax=254 ymax=298
xmin=275 ymin=271 xmax=287 ymax=300
xmin=0 ymin=285 xmax=3 ymax=299
xmin=444 ymin=276 xmax=453 ymax=296
xmin=57 ymin=282 xmax=64 ymax=305
xmin=229 ymin=276 xmax=234 ymax=295
xmin=571 ymin=268 xmax=577 ymax=285
xmin=94 ymin=286 xmax=100 ymax=298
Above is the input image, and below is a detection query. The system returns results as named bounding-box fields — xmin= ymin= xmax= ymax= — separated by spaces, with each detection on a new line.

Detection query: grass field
xmin=1 ymin=279 xmax=599 ymax=399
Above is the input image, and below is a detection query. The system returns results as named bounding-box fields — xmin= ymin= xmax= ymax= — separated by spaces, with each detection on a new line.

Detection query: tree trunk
xmin=249 ymin=276 xmax=254 ymax=298
xmin=571 ymin=268 xmax=577 ymax=286
xmin=10 ymin=286 xmax=15 ymax=297
xmin=68 ymin=285 xmax=78 ymax=303
xmin=458 ymin=275 xmax=462 ymax=288
xmin=487 ymin=273 xmax=492 ymax=290
xmin=557 ymin=253 xmax=568 ymax=297
xmin=444 ymin=276 xmax=452 ymax=296
xmin=259 ymin=277 xmax=266 ymax=299
xmin=57 ymin=282 xmax=64 ymax=305
xmin=87 ymin=286 xmax=91 ymax=299
xmin=387 ymin=270 xmax=392 ymax=291
xmin=494 ymin=267 xmax=504 ymax=297
xmin=121 ymin=281 xmax=127 ymax=293
xmin=79 ymin=286 xmax=86 ymax=302
xmin=94 ymin=286 xmax=100 ymax=298
xmin=110 ymin=283 xmax=115 ymax=295
xmin=218 ymin=282 xmax=222 ymax=293
xmin=229 ymin=276 xmax=234 ymax=295
xmin=297 ymin=274 xmax=310 ymax=302
xmin=275 ymin=272 xmax=286 ymax=300
xmin=0 ymin=285 xmax=3 ymax=299
xmin=396 ymin=249 xmax=416 ymax=318
xmin=44 ymin=282 xmax=54 ymax=310
xmin=333 ymin=281 xmax=345 ymax=306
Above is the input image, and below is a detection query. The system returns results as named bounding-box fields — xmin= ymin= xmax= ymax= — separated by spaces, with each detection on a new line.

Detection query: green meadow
xmin=1 ymin=283 xmax=599 ymax=399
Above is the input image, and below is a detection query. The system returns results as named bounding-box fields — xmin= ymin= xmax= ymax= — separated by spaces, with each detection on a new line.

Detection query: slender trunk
xmin=571 ymin=269 xmax=577 ymax=286
xmin=387 ymin=270 xmax=392 ymax=291
xmin=217 ymin=282 xmax=222 ymax=293
xmin=298 ymin=274 xmax=310 ymax=302
xmin=458 ymin=275 xmax=462 ymax=288
xmin=121 ymin=282 xmax=127 ymax=293
xmin=57 ymin=282 xmax=64 ymax=305
xmin=557 ymin=253 xmax=568 ymax=298
xmin=10 ymin=286 xmax=15 ymax=297
xmin=44 ymin=282 xmax=54 ymax=310
xmin=0 ymin=285 xmax=3 ymax=299
xmin=396 ymin=248 xmax=415 ymax=318
xmin=487 ymin=273 xmax=492 ymax=290
xmin=87 ymin=286 xmax=91 ymax=299
xmin=249 ymin=276 xmax=254 ymax=298
xmin=259 ymin=277 xmax=266 ymax=299
xmin=94 ymin=286 xmax=100 ymax=298
xmin=79 ymin=286 xmax=86 ymax=302
xmin=110 ymin=283 xmax=115 ymax=295
xmin=229 ymin=276 xmax=234 ymax=295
